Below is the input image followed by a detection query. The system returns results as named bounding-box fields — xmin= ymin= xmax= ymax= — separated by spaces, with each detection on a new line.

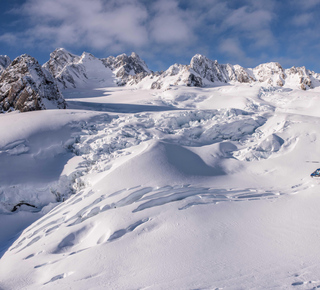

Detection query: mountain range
xmin=0 ymin=48 xmax=319 ymax=113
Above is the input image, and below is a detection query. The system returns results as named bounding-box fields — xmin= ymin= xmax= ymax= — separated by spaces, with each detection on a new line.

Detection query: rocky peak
xmin=0 ymin=54 xmax=66 ymax=113
xmin=102 ymin=52 xmax=151 ymax=85
xmin=253 ymin=62 xmax=285 ymax=84
xmin=79 ymin=52 xmax=96 ymax=62
xmin=189 ymin=54 xmax=252 ymax=84
xmin=43 ymin=48 xmax=79 ymax=78
xmin=190 ymin=54 xmax=226 ymax=82
xmin=284 ymin=65 xmax=313 ymax=90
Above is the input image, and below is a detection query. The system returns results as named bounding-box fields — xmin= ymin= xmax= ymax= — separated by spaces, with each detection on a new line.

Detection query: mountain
xmin=0 ymin=54 xmax=66 ymax=113
xmin=43 ymin=48 xmax=151 ymax=89
xmin=0 ymin=55 xmax=11 ymax=75
xmin=43 ymin=49 xmax=320 ymax=91
xmin=134 ymin=54 xmax=320 ymax=90
xmin=2 ymin=70 xmax=320 ymax=288
xmin=1 ymin=49 xmax=319 ymax=114
xmin=101 ymin=52 xmax=152 ymax=86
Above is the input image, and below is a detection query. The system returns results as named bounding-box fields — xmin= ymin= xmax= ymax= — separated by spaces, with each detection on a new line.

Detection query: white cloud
xmin=0 ymin=33 xmax=18 ymax=45
xmin=219 ymin=38 xmax=245 ymax=58
xmin=292 ymin=13 xmax=314 ymax=26
xmin=149 ymin=0 xmax=195 ymax=44
xmin=0 ymin=0 xmax=197 ymax=54
xmin=13 ymin=0 xmax=149 ymax=50
xmin=296 ymin=0 xmax=320 ymax=9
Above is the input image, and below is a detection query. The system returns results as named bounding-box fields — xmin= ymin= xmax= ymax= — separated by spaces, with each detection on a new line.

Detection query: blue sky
xmin=1 ymin=0 xmax=320 ymax=72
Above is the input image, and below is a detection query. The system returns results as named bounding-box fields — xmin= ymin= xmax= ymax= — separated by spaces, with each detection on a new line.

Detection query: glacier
xmin=1 ymin=49 xmax=320 ymax=289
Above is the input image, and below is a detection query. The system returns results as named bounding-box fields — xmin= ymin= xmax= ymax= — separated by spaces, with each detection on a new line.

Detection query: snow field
xmin=2 ymin=84 xmax=320 ymax=289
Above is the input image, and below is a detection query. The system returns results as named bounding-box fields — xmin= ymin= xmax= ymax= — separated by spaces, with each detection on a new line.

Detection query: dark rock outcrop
xmin=0 ymin=54 xmax=66 ymax=113
xmin=102 ymin=52 xmax=151 ymax=86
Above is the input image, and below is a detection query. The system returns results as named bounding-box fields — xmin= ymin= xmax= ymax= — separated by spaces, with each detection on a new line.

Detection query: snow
xmin=2 ymin=80 xmax=320 ymax=289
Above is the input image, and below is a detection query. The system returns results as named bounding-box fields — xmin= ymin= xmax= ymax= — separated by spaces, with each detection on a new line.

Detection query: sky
xmin=0 ymin=0 xmax=320 ymax=72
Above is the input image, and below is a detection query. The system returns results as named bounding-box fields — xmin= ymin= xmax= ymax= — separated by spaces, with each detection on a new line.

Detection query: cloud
xmin=149 ymin=0 xmax=195 ymax=44
xmin=292 ymin=13 xmax=314 ymax=26
xmin=219 ymin=38 xmax=245 ymax=58
xmin=223 ymin=6 xmax=275 ymax=48
xmin=0 ymin=0 xmax=198 ymax=55
xmin=0 ymin=33 xmax=18 ymax=45
xmin=2 ymin=0 xmax=319 ymax=72
xmin=296 ymin=0 xmax=320 ymax=9
xmin=10 ymin=0 xmax=149 ymax=51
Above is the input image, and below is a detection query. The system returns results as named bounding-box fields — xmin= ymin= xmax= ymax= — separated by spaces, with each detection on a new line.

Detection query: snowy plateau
xmin=1 ymin=49 xmax=320 ymax=289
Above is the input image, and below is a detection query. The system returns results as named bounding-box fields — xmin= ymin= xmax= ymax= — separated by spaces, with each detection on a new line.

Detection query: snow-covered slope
xmin=3 ymin=48 xmax=320 ymax=289
xmin=43 ymin=48 xmax=320 ymax=91
xmin=135 ymin=54 xmax=320 ymax=90
xmin=43 ymin=49 xmax=117 ymax=90
xmin=44 ymin=49 xmax=151 ymax=89
xmin=0 ymin=55 xmax=66 ymax=112
xmin=0 ymin=55 xmax=11 ymax=75
xmin=2 ymin=81 xmax=320 ymax=288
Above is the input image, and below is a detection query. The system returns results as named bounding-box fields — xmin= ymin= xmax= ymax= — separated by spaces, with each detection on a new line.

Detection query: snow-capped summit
xmin=102 ymin=52 xmax=152 ymax=85
xmin=252 ymin=62 xmax=286 ymax=87
xmin=43 ymin=48 xmax=80 ymax=79
xmin=0 ymin=54 xmax=66 ymax=112
xmin=0 ymin=55 xmax=11 ymax=75
xmin=43 ymin=49 xmax=116 ymax=89
xmin=44 ymin=49 xmax=151 ymax=89
xmin=133 ymin=54 xmax=320 ymax=90
xmin=135 ymin=55 xmax=253 ymax=89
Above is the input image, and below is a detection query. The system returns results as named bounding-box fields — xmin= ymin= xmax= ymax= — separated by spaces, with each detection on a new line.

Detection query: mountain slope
xmin=134 ymin=54 xmax=320 ymax=90
xmin=43 ymin=48 xmax=320 ymax=91
xmin=44 ymin=49 xmax=152 ymax=89
xmin=0 ymin=54 xmax=66 ymax=113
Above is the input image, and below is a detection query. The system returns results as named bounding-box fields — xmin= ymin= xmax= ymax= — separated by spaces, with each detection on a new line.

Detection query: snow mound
xmin=2 ymin=76 xmax=320 ymax=289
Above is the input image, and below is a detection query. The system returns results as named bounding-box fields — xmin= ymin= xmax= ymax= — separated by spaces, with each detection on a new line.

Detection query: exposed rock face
xmin=0 ymin=54 xmax=66 ymax=113
xmin=0 ymin=55 xmax=11 ymax=75
xmin=44 ymin=49 xmax=152 ymax=89
xmin=190 ymin=54 xmax=228 ymax=83
xmin=136 ymin=55 xmax=254 ymax=90
xmin=252 ymin=62 xmax=286 ymax=87
xmin=43 ymin=48 xmax=113 ymax=89
xmin=102 ymin=52 xmax=151 ymax=85
xmin=43 ymin=48 xmax=320 ymax=91
xmin=135 ymin=54 xmax=320 ymax=90
xmin=43 ymin=48 xmax=79 ymax=80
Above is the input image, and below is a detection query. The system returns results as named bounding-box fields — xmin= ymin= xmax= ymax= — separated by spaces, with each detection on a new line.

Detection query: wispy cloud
xmin=291 ymin=13 xmax=314 ymax=26
xmin=1 ymin=0 xmax=320 ymax=71
xmin=11 ymin=0 xmax=150 ymax=51
xmin=219 ymin=38 xmax=245 ymax=59
xmin=149 ymin=0 xmax=195 ymax=44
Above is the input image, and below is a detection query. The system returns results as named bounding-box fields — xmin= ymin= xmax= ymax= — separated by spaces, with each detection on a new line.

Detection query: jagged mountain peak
xmin=44 ymin=49 xmax=152 ymax=89
xmin=0 ymin=54 xmax=66 ymax=113
xmin=133 ymin=53 xmax=320 ymax=90
xmin=103 ymin=51 xmax=151 ymax=75
xmin=44 ymin=48 xmax=79 ymax=79
xmin=79 ymin=51 xmax=96 ymax=61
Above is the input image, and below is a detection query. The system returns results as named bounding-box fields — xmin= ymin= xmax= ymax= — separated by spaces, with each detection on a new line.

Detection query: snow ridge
xmin=44 ymin=49 xmax=151 ymax=89
xmin=42 ymin=48 xmax=320 ymax=91
xmin=135 ymin=54 xmax=320 ymax=90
